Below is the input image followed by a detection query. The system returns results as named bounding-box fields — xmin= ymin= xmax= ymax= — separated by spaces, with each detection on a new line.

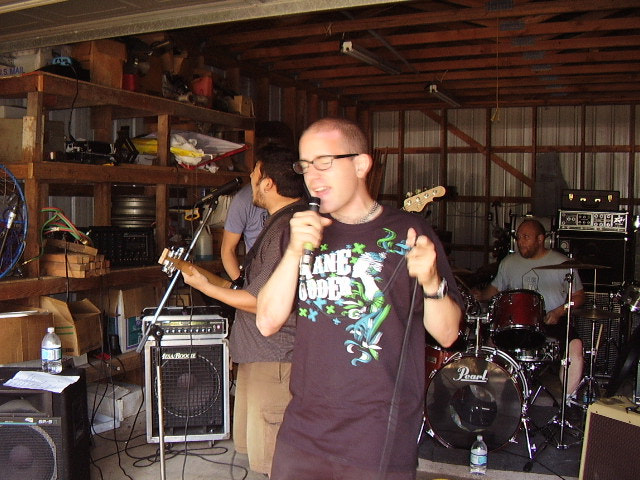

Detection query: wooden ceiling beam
xmin=237 ymin=15 xmax=639 ymax=60
xmin=211 ymin=0 xmax=640 ymax=46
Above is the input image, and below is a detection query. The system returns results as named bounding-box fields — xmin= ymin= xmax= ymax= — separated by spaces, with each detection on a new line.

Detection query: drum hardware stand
xmin=527 ymin=362 xmax=559 ymax=408
xmin=543 ymin=268 xmax=583 ymax=449
xmin=569 ymin=320 xmax=604 ymax=410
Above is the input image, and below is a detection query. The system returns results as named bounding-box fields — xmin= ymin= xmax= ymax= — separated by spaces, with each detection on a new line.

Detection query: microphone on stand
xmin=299 ymin=196 xmax=321 ymax=273
xmin=194 ymin=177 xmax=242 ymax=206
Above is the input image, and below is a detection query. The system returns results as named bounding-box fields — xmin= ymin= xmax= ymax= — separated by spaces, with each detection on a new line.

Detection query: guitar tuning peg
xmin=415 ymin=189 xmax=421 ymax=194
xmin=406 ymin=191 xmax=411 ymax=198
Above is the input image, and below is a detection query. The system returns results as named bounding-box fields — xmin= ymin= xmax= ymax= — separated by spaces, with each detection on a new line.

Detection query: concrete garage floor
xmin=89 ymin=414 xmax=577 ymax=480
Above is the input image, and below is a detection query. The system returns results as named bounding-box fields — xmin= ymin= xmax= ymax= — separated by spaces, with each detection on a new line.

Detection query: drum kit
xmin=424 ymin=260 xmax=632 ymax=458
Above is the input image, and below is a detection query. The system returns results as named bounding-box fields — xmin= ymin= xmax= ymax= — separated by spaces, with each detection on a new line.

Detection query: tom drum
xmin=490 ymin=289 xmax=546 ymax=351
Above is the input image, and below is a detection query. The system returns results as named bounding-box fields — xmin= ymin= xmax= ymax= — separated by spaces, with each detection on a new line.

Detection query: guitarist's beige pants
xmin=233 ymin=361 xmax=292 ymax=476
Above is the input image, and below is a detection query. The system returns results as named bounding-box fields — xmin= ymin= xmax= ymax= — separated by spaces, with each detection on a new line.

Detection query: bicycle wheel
xmin=0 ymin=165 xmax=28 ymax=278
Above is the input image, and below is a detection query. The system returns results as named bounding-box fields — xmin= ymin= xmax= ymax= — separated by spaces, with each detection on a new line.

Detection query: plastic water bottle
xmin=470 ymin=434 xmax=488 ymax=475
xmin=41 ymin=327 xmax=63 ymax=374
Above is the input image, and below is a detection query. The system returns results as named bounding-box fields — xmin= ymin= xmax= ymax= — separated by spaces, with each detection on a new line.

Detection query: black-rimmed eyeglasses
xmin=292 ymin=154 xmax=358 ymax=174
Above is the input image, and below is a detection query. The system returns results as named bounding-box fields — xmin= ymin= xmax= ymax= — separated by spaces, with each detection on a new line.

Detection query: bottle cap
xmin=477 ymin=434 xmax=483 ymax=440
xmin=47 ymin=327 xmax=55 ymax=333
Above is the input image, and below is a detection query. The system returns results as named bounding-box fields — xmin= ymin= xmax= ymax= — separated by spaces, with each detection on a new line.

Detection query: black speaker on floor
xmin=580 ymin=397 xmax=640 ymax=480
xmin=144 ymin=339 xmax=230 ymax=443
xmin=0 ymin=367 xmax=90 ymax=480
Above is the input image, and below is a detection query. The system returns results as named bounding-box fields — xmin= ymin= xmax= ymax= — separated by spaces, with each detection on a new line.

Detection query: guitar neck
xmin=159 ymin=252 xmax=232 ymax=289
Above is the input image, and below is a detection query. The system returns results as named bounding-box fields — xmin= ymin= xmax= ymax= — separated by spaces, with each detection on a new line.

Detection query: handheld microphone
xmin=195 ymin=177 xmax=242 ymax=206
xmin=300 ymin=196 xmax=321 ymax=272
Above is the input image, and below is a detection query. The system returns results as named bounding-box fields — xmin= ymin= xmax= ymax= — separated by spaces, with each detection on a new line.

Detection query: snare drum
xmin=506 ymin=339 xmax=559 ymax=363
xmin=490 ymin=289 xmax=546 ymax=351
xmin=425 ymin=347 xmax=528 ymax=451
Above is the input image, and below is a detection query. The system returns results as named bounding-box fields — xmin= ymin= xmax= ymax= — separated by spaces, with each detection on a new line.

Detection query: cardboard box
xmin=0 ymin=306 xmax=53 ymax=364
xmin=87 ymin=382 xmax=145 ymax=421
xmin=0 ymin=118 xmax=65 ymax=163
xmin=228 ymin=95 xmax=254 ymax=116
xmin=71 ymin=39 xmax=127 ymax=88
xmin=91 ymin=412 xmax=121 ymax=434
xmin=93 ymin=285 xmax=158 ymax=352
xmin=0 ymin=48 xmax=52 ymax=78
xmin=40 ymin=297 xmax=103 ymax=356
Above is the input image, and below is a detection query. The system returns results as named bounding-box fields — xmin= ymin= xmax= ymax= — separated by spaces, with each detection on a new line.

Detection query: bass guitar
xmin=158 ymin=247 xmax=242 ymax=289
xmin=403 ymin=186 xmax=446 ymax=213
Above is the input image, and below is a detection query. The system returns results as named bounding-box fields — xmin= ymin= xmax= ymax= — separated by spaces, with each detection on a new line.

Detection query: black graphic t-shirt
xmin=278 ymin=207 xmax=462 ymax=472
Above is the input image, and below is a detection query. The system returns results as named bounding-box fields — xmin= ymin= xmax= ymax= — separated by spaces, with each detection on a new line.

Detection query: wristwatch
xmin=423 ymin=277 xmax=448 ymax=300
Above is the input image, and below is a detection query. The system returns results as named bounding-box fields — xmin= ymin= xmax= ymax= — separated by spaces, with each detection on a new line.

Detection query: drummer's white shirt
xmin=491 ymin=249 xmax=584 ymax=311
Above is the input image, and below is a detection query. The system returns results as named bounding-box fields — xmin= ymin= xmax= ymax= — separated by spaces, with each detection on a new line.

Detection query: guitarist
xmin=181 ymin=143 xmax=306 ymax=477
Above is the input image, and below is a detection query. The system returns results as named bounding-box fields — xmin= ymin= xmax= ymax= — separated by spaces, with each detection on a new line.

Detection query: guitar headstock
xmin=403 ymin=186 xmax=446 ymax=213
xmin=158 ymin=247 xmax=185 ymax=277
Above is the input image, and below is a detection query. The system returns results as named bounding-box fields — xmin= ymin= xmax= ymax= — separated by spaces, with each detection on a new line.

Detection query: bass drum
xmin=425 ymin=347 xmax=528 ymax=451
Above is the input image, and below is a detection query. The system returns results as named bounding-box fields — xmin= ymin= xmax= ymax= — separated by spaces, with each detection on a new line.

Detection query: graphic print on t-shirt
xmin=297 ymin=227 xmax=410 ymax=366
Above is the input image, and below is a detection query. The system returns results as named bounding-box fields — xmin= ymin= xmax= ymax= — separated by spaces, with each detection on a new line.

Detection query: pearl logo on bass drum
xmin=453 ymin=366 xmax=489 ymax=383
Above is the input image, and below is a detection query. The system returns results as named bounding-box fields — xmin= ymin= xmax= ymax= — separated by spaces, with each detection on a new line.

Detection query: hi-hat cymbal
xmin=534 ymin=259 xmax=611 ymax=270
xmin=573 ymin=308 xmax=621 ymax=320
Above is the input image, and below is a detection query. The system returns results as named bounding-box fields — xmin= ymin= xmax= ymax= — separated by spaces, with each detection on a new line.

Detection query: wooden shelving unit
xmin=0 ymin=71 xmax=253 ymax=303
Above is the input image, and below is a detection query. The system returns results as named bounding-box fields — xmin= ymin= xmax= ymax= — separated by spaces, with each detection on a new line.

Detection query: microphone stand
xmin=136 ymin=200 xmax=219 ymax=352
xmin=135 ymin=193 xmax=227 ymax=479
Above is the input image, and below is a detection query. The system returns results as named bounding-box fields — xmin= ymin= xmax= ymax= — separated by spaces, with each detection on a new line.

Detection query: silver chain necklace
xmin=332 ymin=201 xmax=381 ymax=224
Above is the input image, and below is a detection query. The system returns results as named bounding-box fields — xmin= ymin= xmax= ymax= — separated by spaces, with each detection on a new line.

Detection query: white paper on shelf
xmin=3 ymin=370 xmax=79 ymax=393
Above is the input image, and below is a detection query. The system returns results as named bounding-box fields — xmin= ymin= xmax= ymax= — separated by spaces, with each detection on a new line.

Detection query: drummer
xmin=472 ymin=218 xmax=586 ymax=403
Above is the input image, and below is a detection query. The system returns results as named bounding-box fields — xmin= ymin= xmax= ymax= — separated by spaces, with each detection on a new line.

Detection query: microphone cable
xmin=376 ymin=256 xmax=421 ymax=480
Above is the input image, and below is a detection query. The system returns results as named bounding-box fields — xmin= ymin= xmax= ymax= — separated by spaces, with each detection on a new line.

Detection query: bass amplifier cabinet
xmin=580 ymin=397 xmax=640 ymax=480
xmin=574 ymin=291 xmax=624 ymax=379
xmin=145 ymin=338 xmax=230 ymax=443
xmin=0 ymin=367 xmax=90 ymax=480
xmin=556 ymin=230 xmax=634 ymax=288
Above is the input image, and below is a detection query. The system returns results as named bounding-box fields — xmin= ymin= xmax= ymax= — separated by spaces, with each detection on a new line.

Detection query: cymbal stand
xmin=545 ymin=267 xmax=582 ymax=449
xmin=568 ymin=267 xmax=603 ymax=409
xmin=571 ymin=320 xmax=603 ymax=410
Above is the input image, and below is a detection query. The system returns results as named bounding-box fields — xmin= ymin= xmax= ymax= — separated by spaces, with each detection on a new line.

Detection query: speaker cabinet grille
xmin=0 ymin=368 xmax=90 ymax=480
xmin=580 ymin=398 xmax=640 ymax=480
xmin=575 ymin=291 xmax=623 ymax=378
xmin=0 ymin=418 xmax=61 ymax=480
xmin=145 ymin=339 xmax=230 ymax=442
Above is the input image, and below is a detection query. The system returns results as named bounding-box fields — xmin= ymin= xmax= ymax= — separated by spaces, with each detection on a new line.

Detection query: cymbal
xmin=573 ymin=308 xmax=621 ymax=320
xmin=534 ymin=259 xmax=611 ymax=270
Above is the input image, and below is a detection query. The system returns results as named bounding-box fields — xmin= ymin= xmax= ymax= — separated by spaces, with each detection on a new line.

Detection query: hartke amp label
xmin=162 ymin=352 xmax=198 ymax=360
